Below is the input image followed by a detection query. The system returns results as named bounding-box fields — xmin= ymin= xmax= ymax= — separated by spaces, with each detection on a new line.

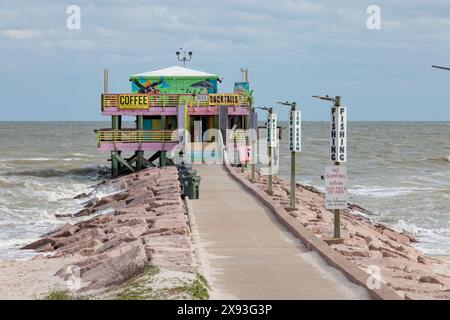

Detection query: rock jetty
xmin=236 ymin=168 xmax=450 ymax=300
xmin=22 ymin=167 xmax=194 ymax=293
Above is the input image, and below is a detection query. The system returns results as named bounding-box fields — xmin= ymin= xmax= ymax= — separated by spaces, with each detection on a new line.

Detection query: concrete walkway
xmin=189 ymin=165 xmax=370 ymax=300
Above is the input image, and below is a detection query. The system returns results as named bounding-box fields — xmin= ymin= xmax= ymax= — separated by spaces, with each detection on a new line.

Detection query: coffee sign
xmin=118 ymin=94 xmax=149 ymax=110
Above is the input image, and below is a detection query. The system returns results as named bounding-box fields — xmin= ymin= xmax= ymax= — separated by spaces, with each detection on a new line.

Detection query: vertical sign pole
xmin=333 ymin=96 xmax=341 ymax=239
xmin=288 ymin=103 xmax=301 ymax=210
xmin=291 ymin=149 xmax=296 ymax=208
xmin=289 ymin=102 xmax=298 ymax=209
xmin=251 ymin=108 xmax=256 ymax=182
xmin=268 ymin=110 xmax=273 ymax=195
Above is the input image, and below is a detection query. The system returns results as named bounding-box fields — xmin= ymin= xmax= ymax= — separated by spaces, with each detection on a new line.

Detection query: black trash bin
xmin=191 ymin=176 xmax=201 ymax=199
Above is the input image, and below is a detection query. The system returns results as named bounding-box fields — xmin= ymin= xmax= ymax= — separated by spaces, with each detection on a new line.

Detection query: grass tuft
xmin=44 ymin=289 xmax=71 ymax=300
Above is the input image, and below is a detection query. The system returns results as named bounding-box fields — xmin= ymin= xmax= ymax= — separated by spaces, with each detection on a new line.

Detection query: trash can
xmin=191 ymin=176 xmax=201 ymax=199
xmin=179 ymin=169 xmax=197 ymax=197
xmin=182 ymin=174 xmax=201 ymax=199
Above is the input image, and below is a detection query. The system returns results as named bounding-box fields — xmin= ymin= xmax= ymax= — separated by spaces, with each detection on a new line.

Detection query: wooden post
xmin=290 ymin=102 xmax=297 ymax=209
xmin=111 ymin=115 xmax=120 ymax=177
xmin=136 ymin=115 xmax=144 ymax=170
xmin=160 ymin=114 xmax=167 ymax=167
xmin=267 ymin=109 xmax=273 ymax=195
xmin=334 ymin=96 xmax=342 ymax=239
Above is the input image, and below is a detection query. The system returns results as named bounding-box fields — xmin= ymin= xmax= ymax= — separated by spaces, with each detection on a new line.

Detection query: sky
xmin=1 ymin=0 xmax=450 ymax=121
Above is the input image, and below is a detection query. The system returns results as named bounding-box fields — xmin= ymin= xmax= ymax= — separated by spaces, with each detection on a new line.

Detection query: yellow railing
xmin=98 ymin=130 xmax=177 ymax=143
xmin=101 ymin=93 xmax=250 ymax=110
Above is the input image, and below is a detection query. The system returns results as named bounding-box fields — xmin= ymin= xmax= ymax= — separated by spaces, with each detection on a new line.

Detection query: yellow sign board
xmin=209 ymin=94 xmax=240 ymax=106
xmin=118 ymin=94 xmax=149 ymax=110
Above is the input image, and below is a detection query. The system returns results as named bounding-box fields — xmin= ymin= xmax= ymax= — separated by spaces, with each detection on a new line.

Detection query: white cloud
xmin=2 ymin=29 xmax=41 ymax=40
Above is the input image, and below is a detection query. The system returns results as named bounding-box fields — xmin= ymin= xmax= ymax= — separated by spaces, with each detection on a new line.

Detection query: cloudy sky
xmin=1 ymin=0 xmax=450 ymax=121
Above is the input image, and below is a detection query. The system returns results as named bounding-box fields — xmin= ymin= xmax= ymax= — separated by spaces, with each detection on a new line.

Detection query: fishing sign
xmin=330 ymin=107 xmax=347 ymax=162
xmin=118 ymin=94 xmax=149 ymax=110
xmin=289 ymin=110 xmax=301 ymax=152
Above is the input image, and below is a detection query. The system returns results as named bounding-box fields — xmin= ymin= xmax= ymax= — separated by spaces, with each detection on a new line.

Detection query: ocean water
xmin=276 ymin=122 xmax=450 ymax=255
xmin=0 ymin=121 xmax=449 ymax=258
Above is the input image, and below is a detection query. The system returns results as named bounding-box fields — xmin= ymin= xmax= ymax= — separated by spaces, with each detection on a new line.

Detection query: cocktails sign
xmin=208 ymin=94 xmax=240 ymax=106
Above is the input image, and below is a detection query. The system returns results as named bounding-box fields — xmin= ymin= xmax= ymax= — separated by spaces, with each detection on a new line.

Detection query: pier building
xmin=98 ymin=66 xmax=256 ymax=176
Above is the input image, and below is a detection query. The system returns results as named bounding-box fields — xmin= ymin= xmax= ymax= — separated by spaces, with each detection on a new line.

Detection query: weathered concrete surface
xmin=190 ymin=165 xmax=370 ymax=300
xmin=22 ymin=167 xmax=194 ymax=293
xmin=231 ymin=167 xmax=450 ymax=300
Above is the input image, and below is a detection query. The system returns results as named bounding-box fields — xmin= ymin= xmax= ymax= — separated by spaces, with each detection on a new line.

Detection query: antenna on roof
xmin=176 ymin=48 xmax=193 ymax=67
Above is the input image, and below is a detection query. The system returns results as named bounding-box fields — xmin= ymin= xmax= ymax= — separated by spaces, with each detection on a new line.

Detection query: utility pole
xmin=176 ymin=48 xmax=193 ymax=67
xmin=313 ymin=95 xmax=347 ymax=240
xmin=277 ymin=101 xmax=300 ymax=209
xmin=258 ymin=106 xmax=275 ymax=195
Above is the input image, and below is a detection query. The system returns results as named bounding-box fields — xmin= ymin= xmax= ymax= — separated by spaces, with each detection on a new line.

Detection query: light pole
xmin=176 ymin=48 xmax=193 ymax=67
xmin=250 ymin=104 xmax=257 ymax=182
xmin=313 ymin=95 xmax=344 ymax=240
xmin=258 ymin=106 xmax=274 ymax=195
xmin=432 ymin=65 xmax=450 ymax=71
xmin=277 ymin=101 xmax=298 ymax=209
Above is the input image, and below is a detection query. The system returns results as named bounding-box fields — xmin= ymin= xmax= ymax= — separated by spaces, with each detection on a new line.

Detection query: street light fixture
xmin=176 ymin=48 xmax=193 ymax=67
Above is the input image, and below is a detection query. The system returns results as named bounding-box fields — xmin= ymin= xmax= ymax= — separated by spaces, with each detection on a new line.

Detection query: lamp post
xmin=258 ymin=106 xmax=275 ymax=195
xmin=432 ymin=65 xmax=450 ymax=71
xmin=277 ymin=101 xmax=299 ymax=209
xmin=250 ymin=104 xmax=256 ymax=182
xmin=312 ymin=95 xmax=346 ymax=240
xmin=176 ymin=48 xmax=193 ymax=67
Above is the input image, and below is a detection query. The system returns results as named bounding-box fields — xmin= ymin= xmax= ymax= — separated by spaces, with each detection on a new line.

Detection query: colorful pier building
xmin=98 ymin=66 xmax=256 ymax=176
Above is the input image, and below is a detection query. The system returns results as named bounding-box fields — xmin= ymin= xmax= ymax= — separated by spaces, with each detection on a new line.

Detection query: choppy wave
xmin=392 ymin=219 xmax=450 ymax=255
xmin=348 ymin=185 xmax=438 ymax=198
xmin=392 ymin=155 xmax=450 ymax=166
xmin=3 ymin=164 xmax=110 ymax=179
xmin=0 ymin=157 xmax=89 ymax=164
xmin=423 ymin=155 xmax=450 ymax=164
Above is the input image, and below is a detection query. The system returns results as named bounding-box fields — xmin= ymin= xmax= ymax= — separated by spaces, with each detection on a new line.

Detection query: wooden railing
xmin=98 ymin=130 xmax=177 ymax=143
xmin=101 ymin=93 xmax=250 ymax=111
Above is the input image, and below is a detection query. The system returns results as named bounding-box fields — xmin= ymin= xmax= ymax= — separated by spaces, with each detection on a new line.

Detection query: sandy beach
xmin=0 ymin=256 xmax=77 ymax=299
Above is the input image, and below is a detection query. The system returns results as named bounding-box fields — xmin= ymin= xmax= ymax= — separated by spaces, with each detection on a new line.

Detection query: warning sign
xmin=325 ymin=165 xmax=348 ymax=209
xmin=330 ymin=107 xmax=346 ymax=162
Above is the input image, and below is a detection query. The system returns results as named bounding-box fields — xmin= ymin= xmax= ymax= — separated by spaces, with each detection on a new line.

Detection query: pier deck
xmin=189 ymin=165 xmax=370 ymax=299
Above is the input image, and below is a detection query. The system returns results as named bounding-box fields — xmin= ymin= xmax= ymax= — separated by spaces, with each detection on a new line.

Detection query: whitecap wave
xmin=349 ymin=185 xmax=439 ymax=198
xmin=4 ymin=164 xmax=109 ymax=179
